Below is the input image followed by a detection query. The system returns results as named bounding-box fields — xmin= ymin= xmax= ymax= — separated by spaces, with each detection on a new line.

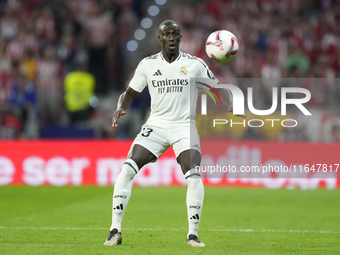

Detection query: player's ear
xmin=157 ymin=34 xmax=161 ymax=43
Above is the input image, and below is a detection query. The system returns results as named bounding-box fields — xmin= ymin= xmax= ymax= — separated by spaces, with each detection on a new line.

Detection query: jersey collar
xmin=159 ymin=51 xmax=182 ymax=63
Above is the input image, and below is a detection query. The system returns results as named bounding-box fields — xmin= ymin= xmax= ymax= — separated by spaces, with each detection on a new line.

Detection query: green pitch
xmin=0 ymin=186 xmax=339 ymax=255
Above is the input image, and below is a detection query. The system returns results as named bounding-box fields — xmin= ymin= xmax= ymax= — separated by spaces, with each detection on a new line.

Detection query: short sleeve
xmin=128 ymin=60 xmax=148 ymax=92
xmin=196 ymin=57 xmax=219 ymax=87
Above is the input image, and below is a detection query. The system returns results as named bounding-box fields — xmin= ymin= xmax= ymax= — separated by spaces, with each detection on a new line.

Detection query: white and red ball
xmin=205 ymin=30 xmax=239 ymax=63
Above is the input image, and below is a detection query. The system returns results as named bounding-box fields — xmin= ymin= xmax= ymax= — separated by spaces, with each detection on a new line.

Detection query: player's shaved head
xmin=157 ymin=20 xmax=182 ymax=62
xmin=158 ymin=20 xmax=181 ymax=34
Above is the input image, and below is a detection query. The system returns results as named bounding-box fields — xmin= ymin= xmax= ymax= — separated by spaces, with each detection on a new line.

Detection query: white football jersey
xmin=129 ymin=51 xmax=219 ymax=125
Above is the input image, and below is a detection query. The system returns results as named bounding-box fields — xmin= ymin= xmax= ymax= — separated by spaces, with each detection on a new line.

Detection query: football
xmin=205 ymin=30 xmax=239 ymax=63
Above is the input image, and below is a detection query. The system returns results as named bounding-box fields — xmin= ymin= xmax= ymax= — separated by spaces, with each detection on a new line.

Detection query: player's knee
xmin=129 ymin=145 xmax=157 ymax=169
xmin=121 ymin=159 xmax=139 ymax=180
xmin=178 ymin=150 xmax=201 ymax=174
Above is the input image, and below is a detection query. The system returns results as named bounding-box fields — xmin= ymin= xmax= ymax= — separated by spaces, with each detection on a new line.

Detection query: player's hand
xmin=228 ymin=108 xmax=247 ymax=118
xmin=112 ymin=109 xmax=126 ymax=127
xmin=234 ymin=114 xmax=247 ymax=118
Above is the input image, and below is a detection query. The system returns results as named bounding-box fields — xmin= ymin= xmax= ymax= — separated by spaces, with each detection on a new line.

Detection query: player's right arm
xmin=112 ymin=58 xmax=148 ymax=127
xmin=215 ymin=87 xmax=247 ymax=118
xmin=112 ymin=87 xmax=140 ymax=127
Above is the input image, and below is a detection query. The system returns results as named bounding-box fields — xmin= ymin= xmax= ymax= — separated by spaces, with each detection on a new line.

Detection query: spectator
xmin=35 ymin=45 xmax=63 ymax=124
xmin=0 ymin=39 xmax=12 ymax=104
xmin=64 ymin=64 xmax=95 ymax=124
xmin=283 ymin=45 xmax=310 ymax=75
xmin=0 ymin=110 xmax=22 ymax=139
xmin=261 ymin=50 xmax=281 ymax=86
xmin=8 ymin=72 xmax=38 ymax=138
xmin=81 ymin=0 xmax=113 ymax=95
xmin=0 ymin=5 xmax=19 ymax=40
xmin=35 ymin=6 xmax=56 ymax=43
xmin=19 ymin=49 xmax=37 ymax=80
xmin=56 ymin=32 xmax=84 ymax=74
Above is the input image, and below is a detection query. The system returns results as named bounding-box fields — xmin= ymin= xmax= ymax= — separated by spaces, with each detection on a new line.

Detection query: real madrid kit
xmin=128 ymin=51 xmax=218 ymax=159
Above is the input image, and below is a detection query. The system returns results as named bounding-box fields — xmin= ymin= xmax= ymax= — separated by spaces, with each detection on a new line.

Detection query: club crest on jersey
xmin=180 ymin=66 xmax=188 ymax=76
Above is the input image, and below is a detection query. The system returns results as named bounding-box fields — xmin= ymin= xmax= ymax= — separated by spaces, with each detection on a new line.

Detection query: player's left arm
xmin=215 ymin=87 xmax=247 ymax=118
xmin=196 ymin=57 xmax=246 ymax=118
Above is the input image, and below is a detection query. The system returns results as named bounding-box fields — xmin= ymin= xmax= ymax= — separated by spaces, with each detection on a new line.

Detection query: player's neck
xmin=161 ymin=50 xmax=179 ymax=63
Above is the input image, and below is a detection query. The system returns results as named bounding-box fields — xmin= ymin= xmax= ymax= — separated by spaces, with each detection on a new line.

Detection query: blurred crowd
xmin=171 ymin=0 xmax=340 ymax=76
xmin=167 ymin=0 xmax=340 ymax=105
xmin=0 ymin=0 xmax=339 ymax=142
xmin=169 ymin=0 xmax=340 ymax=142
xmin=0 ymin=0 xmax=142 ymax=138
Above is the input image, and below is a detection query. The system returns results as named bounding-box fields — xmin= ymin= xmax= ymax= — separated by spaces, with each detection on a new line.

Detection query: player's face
xmin=158 ymin=24 xmax=181 ymax=55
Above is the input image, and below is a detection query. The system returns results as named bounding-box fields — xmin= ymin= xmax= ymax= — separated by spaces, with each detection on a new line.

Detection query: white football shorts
xmin=128 ymin=122 xmax=201 ymax=159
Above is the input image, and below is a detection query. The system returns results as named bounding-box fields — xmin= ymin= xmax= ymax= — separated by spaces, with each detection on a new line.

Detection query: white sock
xmin=110 ymin=159 xmax=138 ymax=232
xmin=185 ymin=170 xmax=204 ymax=237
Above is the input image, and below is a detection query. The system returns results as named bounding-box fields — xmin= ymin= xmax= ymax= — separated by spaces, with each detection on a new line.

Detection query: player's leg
xmin=104 ymin=144 xmax=157 ymax=245
xmin=110 ymin=144 xmax=156 ymax=231
xmin=105 ymin=123 xmax=168 ymax=245
xmin=177 ymin=149 xmax=206 ymax=247
xmin=171 ymin=124 xmax=205 ymax=247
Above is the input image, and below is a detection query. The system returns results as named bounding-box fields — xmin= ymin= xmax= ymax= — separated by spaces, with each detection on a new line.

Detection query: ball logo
xmin=180 ymin=66 xmax=188 ymax=76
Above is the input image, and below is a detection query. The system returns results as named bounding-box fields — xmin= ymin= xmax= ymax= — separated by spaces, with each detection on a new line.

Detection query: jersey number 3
xmin=141 ymin=128 xmax=153 ymax=137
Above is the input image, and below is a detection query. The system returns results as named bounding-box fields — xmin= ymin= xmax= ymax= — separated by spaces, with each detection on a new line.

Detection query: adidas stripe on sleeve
xmin=195 ymin=57 xmax=219 ymax=86
xmin=128 ymin=60 xmax=148 ymax=93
